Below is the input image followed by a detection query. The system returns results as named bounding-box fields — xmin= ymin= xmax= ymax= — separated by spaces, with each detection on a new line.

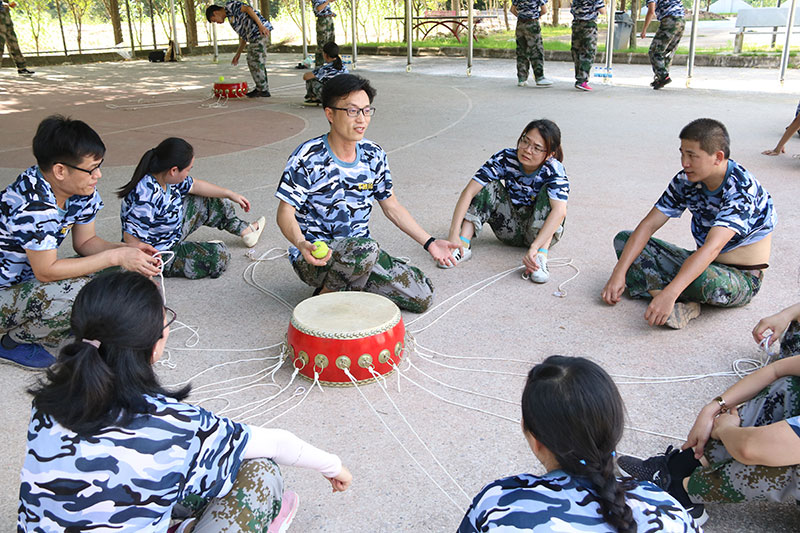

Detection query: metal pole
xmin=604 ymin=0 xmax=616 ymax=78
xmin=351 ymin=0 xmax=357 ymax=68
xmin=125 ymin=0 xmax=135 ymax=57
xmin=170 ymin=0 xmax=180 ymax=57
xmin=300 ymin=0 xmax=307 ymax=60
xmin=212 ymin=20 xmax=218 ymax=62
xmin=467 ymin=0 xmax=473 ymax=75
xmin=149 ymin=0 xmax=157 ymax=49
xmin=406 ymin=0 xmax=412 ymax=71
xmin=686 ymin=0 xmax=701 ymax=82
xmin=780 ymin=0 xmax=798 ymax=82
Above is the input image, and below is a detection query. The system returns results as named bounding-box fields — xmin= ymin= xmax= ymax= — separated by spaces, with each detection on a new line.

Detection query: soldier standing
xmin=511 ymin=0 xmax=553 ymax=87
xmin=641 ymin=0 xmax=685 ymax=89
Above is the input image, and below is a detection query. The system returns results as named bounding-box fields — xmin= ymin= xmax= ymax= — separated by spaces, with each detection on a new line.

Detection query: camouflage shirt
xmin=120 ymin=174 xmax=194 ymax=251
xmin=647 ymin=0 xmax=684 ymax=20
xmin=570 ymin=0 xmax=605 ymax=21
xmin=472 ymin=149 xmax=570 ymax=207
xmin=313 ymin=0 xmax=336 ymax=17
xmin=312 ymin=61 xmax=349 ymax=82
xmin=224 ymin=0 xmax=273 ymax=42
xmin=512 ymin=0 xmax=547 ymax=20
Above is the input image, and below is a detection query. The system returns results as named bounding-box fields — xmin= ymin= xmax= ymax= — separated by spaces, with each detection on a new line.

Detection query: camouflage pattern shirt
xmin=512 ymin=0 xmax=547 ymax=19
xmin=224 ymin=0 xmax=273 ymax=42
xmin=18 ymin=395 xmax=250 ymax=531
xmin=570 ymin=0 xmax=605 ymax=21
xmin=120 ymin=174 xmax=194 ymax=251
xmin=458 ymin=470 xmax=701 ymax=532
xmin=472 ymin=149 xmax=570 ymax=207
xmin=647 ymin=0 xmax=684 ymax=20
xmin=0 ymin=166 xmax=103 ymax=289
xmin=312 ymin=61 xmax=349 ymax=82
xmin=655 ymin=159 xmax=776 ymax=254
xmin=313 ymin=0 xmax=336 ymax=17
xmin=276 ymin=134 xmax=393 ymax=262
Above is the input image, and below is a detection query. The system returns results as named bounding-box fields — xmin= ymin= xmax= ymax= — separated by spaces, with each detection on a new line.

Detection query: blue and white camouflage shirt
xmin=472 ymin=149 xmax=570 ymax=207
xmin=571 ymin=0 xmax=605 ymax=21
xmin=647 ymin=0 xmax=684 ymax=20
xmin=313 ymin=61 xmax=349 ymax=83
xmin=459 ymin=471 xmax=702 ymax=532
xmin=512 ymin=0 xmax=547 ymax=20
xmin=18 ymin=395 xmax=250 ymax=532
xmin=120 ymin=174 xmax=194 ymax=251
xmin=655 ymin=159 xmax=775 ymax=254
xmin=275 ymin=134 xmax=393 ymax=262
xmin=0 ymin=166 xmax=103 ymax=289
xmin=224 ymin=0 xmax=273 ymax=42
xmin=313 ymin=0 xmax=335 ymax=17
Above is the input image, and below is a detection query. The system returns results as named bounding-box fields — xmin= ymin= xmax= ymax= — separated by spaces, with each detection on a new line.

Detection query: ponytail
xmin=584 ymin=456 xmax=636 ymax=533
xmin=323 ymin=41 xmax=343 ymax=70
xmin=117 ymin=137 xmax=194 ymax=199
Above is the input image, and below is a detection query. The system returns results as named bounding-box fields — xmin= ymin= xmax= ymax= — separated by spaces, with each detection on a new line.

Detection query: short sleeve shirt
xmin=224 ymin=0 xmax=273 ymax=42
xmin=313 ymin=0 xmax=335 ymax=17
xmin=0 ymin=166 xmax=103 ymax=288
xmin=647 ymin=0 xmax=684 ymax=20
xmin=275 ymin=135 xmax=393 ymax=262
xmin=512 ymin=0 xmax=547 ymax=19
xmin=788 ymin=416 xmax=800 ymax=439
xmin=313 ymin=61 xmax=349 ymax=82
xmin=570 ymin=0 xmax=605 ymax=21
xmin=472 ymin=149 xmax=570 ymax=207
xmin=120 ymin=174 xmax=194 ymax=251
xmin=654 ymin=159 xmax=775 ymax=254
xmin=18 ymin=395 xmax=250 ymax=532
xmin=458 ymin=471 xmax=702 ymax=532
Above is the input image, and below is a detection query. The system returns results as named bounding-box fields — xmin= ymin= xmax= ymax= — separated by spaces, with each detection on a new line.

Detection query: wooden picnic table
xmin=385 ymin=12 xmax=498 ymax=42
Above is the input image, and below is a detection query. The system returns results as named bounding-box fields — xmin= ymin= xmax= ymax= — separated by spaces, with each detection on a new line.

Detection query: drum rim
xmin=289 ymin=309 xmax=402 ymax=339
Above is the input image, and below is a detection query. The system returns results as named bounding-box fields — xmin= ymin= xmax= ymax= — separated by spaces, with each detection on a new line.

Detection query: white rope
xmin=406 ymin=360 xmax=518 ymax=406
xmin=242 ymin=248 xmax=294 ymax=311
xmin=258 ymin=370 xmax=320 ymax=426
xmin=344 ymin=367 xmax=466 ymax=512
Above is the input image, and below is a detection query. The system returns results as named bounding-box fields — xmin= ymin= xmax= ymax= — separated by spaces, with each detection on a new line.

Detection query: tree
xmin=184 ymin=0 xmax=197 ymax=47
xmin=15 ymin=0 xmax=49 ymax=54
xmin=64 ymin=0 xmax=93 ymax=53
xmin=98 ymin=0 xmax=124 ymax=44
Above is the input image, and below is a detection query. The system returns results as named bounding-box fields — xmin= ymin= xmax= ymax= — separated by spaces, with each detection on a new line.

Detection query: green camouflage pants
xmin=246 ymin=37 xmax=270 ymax=92
xmin=0 ymin=276 xmax=92 ymax=347
xmin=649 ymin=15 xmax=685 ymax=79
xmin=306 ymin=78 xmax=323 ymax=100
xmin=163 ymin=195 xmax=248 ymax=279
xmin=571 ymin=19 xmax=598 ymax=84
xmin=315 ymin=15 xmax=335 ymax=67
xmin=613 ymin=231 xmax=761 ymax=307
xmin=687 ymin=376 xmax=800 ymax=503
xmin=515 ymin=19 xmax=545 ymax=82
xmin=465 ymin=181 xmax=564 ymax=248
xmin=780 ymin=321 xmax=800 ymax=358
xmin=175 ymin=459 xmax=283 ymax=531
xmin=0 ymin=7 xmax=26 ymax=68
xmin=292 ymin=237 xmax=434 ymax=313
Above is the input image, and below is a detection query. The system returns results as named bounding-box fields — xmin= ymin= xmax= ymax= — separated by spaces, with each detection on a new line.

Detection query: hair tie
xmin=611 ymin=451 xmax=616 ymax=458
xmin=82 ymin=338 xmax=101 ymax=349
xmin=579 ymin=459 xmax=587 ymax=466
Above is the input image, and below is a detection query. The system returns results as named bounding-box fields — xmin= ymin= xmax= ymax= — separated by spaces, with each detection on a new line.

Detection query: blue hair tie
xmin=611 ymin=451 xmax=616 ymax=458
xmin=579 ymin=459 xmax=587 ymax=465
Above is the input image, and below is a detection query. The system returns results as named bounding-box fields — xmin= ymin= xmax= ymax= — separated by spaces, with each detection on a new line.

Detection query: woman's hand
xmin=327 ymin=465 xmax=352 ymax=492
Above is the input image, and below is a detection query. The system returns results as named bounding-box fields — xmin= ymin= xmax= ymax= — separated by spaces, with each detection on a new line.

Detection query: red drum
xmin=287 ymin=292 xmax=405 ymax=386
xmin=213 ymin=81 xmax=248 ymax=98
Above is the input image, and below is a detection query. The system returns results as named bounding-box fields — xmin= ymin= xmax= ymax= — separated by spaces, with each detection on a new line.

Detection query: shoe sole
xmin=0 ymin=356 xmax=50 ymax=371
xmin=691 ymin=507 xmax=709 ymax=527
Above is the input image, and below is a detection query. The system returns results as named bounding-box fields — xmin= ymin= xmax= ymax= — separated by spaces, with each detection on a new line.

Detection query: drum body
xmin=213 ymin=81 xmax=248 ymax=98
xmin=287 ymin=292 xmax=405 ymax=386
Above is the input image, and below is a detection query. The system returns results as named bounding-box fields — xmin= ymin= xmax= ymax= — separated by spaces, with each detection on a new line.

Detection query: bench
xmin=385 ymin=10 xmax=497 ymax=42
xmin=733 ymin=7 xmax=800 ymax=53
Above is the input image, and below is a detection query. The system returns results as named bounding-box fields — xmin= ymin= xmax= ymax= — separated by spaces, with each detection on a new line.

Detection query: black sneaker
xmin=653 ymin=75 xmax=672 ymax=90
xmin=617 ymin=446 xmax=678 ymax=490
xmin=687 ymin=503 xmax=709 ymax=526
xmin=18 ymin=68 xmax=35 ymax=76
xmin=246 ymin=89 xmax=271 ymax=98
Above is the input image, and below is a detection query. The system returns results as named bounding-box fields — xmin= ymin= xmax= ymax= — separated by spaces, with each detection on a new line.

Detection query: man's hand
xmin=298 ymin=240 xmax=330 ymax=266
xmin=258 ymin=24 xmax=270 ymax=37
xmin=644 ymin=290 xmax=676 ymax=326
xmin=115 ymin=247 xmax=161 ymax=277
xmin=601 ymin=272 xmax=626 ymax=305
xmin=427 ymin=239 xmax=458 ymax=267
xmin=232 ymin=53 xmax=241 ymax=66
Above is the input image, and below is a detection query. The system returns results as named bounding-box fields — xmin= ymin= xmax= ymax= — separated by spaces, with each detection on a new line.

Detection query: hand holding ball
xmin=311 ymin=241 xmax=329 ymax=259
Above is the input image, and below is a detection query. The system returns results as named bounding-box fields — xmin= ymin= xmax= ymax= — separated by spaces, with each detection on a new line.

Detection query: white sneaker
xmin=530 ymin=253 xmax=549 ymax=283
xmin=517 ymin=80 xmax=527 ymax=87
xmin=535 ymin=77 xmax=554 ymax=87
xmin=438 ymin=247 xmax=472 ymax=269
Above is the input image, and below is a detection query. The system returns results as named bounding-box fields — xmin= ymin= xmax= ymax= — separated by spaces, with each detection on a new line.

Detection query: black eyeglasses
xmin=57 ymin=159 xmax=104 ymax=176
xmin=164 ymin=307 xmax=177 ymax=329
xmin=328 ymin=106 xmax=376 ymax=117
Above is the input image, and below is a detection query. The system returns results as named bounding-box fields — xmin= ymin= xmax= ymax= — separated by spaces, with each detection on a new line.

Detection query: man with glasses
xmin=276 ymin=74 xmax=457 ymax=313
xmin=0 ymin=115 xmax=161 ymax=369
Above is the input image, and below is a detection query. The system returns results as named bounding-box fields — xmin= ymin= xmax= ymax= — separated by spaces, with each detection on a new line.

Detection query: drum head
xmin=291 ymin=292 xmax=401 ymax=339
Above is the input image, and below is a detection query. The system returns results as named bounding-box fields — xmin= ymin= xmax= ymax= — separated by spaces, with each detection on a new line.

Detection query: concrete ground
xmin=1 ymin=52 xmax=800 ymax=531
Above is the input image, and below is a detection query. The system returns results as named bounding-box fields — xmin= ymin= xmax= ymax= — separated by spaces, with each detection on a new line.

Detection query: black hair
xmin=321 ymin=73 xmax=377 ymax=109
xmin=322 ymin=41 xmax=343 ymax=70
xmin=679 ymin=118 xmax=730 ymax=159
xmin=522 ymin=356 xmax=635 ymax=533
xmin=29 ymin=271 xmax=190 ymax=436
xmin=32 ymin=115 xmax=106 ymax=173
xmin=205 ymin=4 xmax=225 ymax=21
xmin=518 ymin=119 xmax=564 ymax=162
xmin=117 ymin=137 xmax=194 ymax=199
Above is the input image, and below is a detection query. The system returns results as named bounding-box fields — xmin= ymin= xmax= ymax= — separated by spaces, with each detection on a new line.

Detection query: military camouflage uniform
xmin=225 ymin=0 xmax=273 ymax=92
xmin=649 ymin=15 xmax=685 ymax=80
xmin=515 ymin=19 xmax=545 ymax=82
xmin=162 ymin=195 xmax=248 ymax=279
xmin=292 ymin=237 xmax=434 ymax=314
xmin=466 ymin=181 xmax=564 ymax=249
xmin=0 ymin=3 xmax=26 ymax=69
xmin=315 ymin=11 xmax=335 ymax=67
xmin=246 ymin=37 xmax=270 ymax=92
xmin=613 ymin=231 xmax=761 ymax=307
xmin=570 ymin=20 xmax=598 ymax=84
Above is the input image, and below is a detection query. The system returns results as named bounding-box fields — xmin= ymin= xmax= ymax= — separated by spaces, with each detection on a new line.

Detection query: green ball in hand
xmin=311 ymin=241 xmax=329 ymax=259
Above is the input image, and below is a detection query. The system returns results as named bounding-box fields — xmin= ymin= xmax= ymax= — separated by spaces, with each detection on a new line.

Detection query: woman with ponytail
xmin=118 ymin=137 xmax=265 ymax=279
xmin=459 ymin=356 xmax=700 ymax=532
xmin=19 ymin=271 xmax=352 ymax=531
xmin=302 ymin=41 xmax=348 ymax=105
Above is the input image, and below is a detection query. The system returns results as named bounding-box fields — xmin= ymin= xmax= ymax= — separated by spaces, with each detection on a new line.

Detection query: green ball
xmin=218 ymin=75 xmax=225 ymax=82
xmin=311 ymin=240 xmax=329 ymax=259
